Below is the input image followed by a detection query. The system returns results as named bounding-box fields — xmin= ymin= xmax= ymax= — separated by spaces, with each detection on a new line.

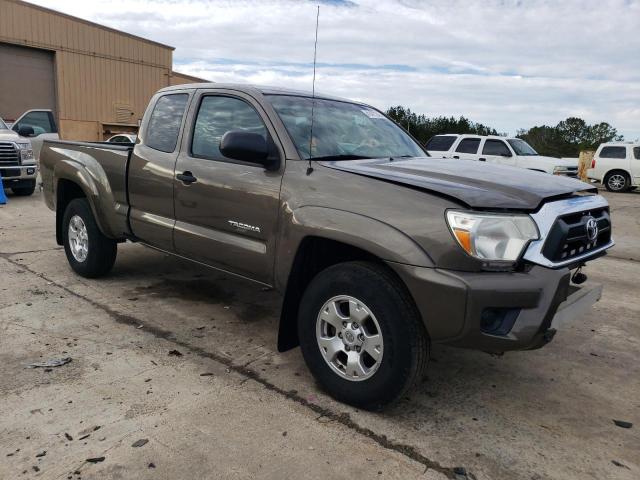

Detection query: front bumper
xmin=389 ymin=262 xmax=602 ymax=353
xmin=0 ymin=165 xmax=37 ymax=186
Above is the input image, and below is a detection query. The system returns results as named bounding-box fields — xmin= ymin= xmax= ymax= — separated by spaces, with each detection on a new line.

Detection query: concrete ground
xmin=0 ymin=188 xmax=638 ymax=480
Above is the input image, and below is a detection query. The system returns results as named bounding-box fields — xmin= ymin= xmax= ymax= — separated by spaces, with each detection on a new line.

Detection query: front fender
xmin=274 ymin=205 xmax=434 ymax=290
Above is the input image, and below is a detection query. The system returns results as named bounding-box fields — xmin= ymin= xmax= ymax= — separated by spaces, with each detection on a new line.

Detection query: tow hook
xmin=571 ymin=264 xmax=587 ymax=285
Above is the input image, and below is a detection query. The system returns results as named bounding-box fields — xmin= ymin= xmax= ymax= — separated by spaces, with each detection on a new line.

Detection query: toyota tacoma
xmin=40 ymin=84 xmax=614 ymax=409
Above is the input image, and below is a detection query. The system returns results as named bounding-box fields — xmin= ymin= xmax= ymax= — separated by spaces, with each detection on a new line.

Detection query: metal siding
xmin=0 ymin=0 xmax=210 ymax=140
xmin=0 ymin=0 xmax=174 ymax=140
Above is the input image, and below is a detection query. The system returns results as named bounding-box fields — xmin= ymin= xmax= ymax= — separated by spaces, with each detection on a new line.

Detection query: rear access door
xmin=172 ymin=88 xmax=285 ymax=285
xmin=128 ymin=90 xmax=192 ymax=251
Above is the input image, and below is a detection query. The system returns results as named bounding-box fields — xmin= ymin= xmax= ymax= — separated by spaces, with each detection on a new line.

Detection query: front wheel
xmin=298 ymin=261 xmax=428 ymax=410
xmin=62 ymin=198 xmax=117 ymax=278
xmin=604 ymin=171 xmax=630 ymax=192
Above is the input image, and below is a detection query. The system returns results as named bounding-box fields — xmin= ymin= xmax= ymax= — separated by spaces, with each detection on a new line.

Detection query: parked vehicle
xmin=7 ymin=109 xmax=59 ymax=161
xmin=425 ymin=134 xmax=579 ymax=177
xmin=40 ymin=84 xmax=613 ymax=409
xmin=0 ymin=115 xmax=38 ymax=196
xmin=587 ymin=142 xmax=640 ymax=192
xmin=107 ymin=134 xmax=136 ymax=144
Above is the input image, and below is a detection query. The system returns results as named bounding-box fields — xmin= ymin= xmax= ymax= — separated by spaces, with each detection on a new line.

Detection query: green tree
xmin=518 ymin=117 xmax=622 ymax=157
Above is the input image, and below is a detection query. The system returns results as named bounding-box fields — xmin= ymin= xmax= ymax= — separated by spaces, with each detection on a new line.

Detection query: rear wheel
xmin=62 ymin=198 xmax=117 ymax=278
xmin=604 ymin=171 xmax=630 ymax=192
xmin=11 ymin=180 xmax=36 ymax=196
xmin=298 ymin=261 xmax=428 ymax=410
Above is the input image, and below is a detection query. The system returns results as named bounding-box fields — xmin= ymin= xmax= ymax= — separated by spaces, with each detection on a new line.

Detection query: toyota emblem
xmin=585 ymin=217 xmax=598 ymax=242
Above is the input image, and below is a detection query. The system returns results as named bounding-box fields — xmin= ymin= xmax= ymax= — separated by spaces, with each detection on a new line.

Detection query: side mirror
xmin=500 ymin=152 xmax=512 ymax=157
xmin=220 ymin=131 xmax=276 ymax=169
xmin=17 ymin=125 xmax=35 ymax=137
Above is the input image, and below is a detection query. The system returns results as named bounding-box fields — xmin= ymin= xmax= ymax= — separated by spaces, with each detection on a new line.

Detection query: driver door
xmin=173 ymin=89 xmax=285 ymax=284
xmin=480 ymin=139 xmax=515 ymax=166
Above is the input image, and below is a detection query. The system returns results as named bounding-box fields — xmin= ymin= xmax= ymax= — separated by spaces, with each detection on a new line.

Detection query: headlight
xmin=553 ymin=166 xmax=568 ymax=175
xmin=16 ymin=142 xmax=34 ymax=163
xmin=446 ymin=210 xmax=539 ymax=262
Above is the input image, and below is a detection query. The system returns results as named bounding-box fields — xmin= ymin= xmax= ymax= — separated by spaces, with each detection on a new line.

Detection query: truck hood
xmin=319 ymin=157 xmax=596 ymax=210
xmin=0 ymin=129 xmax=23 ymax=142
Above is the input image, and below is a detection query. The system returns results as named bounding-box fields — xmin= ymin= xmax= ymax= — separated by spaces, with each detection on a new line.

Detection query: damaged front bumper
xmin=388 ymin=262 xmax=604 ymax=353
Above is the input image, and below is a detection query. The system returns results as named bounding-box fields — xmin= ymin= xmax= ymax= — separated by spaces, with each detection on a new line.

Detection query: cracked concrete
xmin=0 ymin=189 xmax=638 ymax=479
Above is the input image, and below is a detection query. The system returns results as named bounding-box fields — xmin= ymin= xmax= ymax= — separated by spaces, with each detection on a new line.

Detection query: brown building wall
xmin=0 ymin=0 xmax=206 ymax=140
xmin=170 ymin=71 xmax=206 ymax=86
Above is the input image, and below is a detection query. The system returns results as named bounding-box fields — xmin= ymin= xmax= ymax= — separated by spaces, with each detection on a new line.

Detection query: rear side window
xmin=191 ymin=95 xmax=267 ymax=160
xmin=482 ymin=139 xmax=511 ymax=156
xmin=425 ymin=135 xmax=457 ymax=151
xmin=146 ymin=94 xmax=189 ymax=153
xmin=599 ymin=146 xmax=626 ymax=159
xmin=455 ymin=138 xmax=480 ymax=154
xmin=633 ymin=147 xmax=640 ymax=160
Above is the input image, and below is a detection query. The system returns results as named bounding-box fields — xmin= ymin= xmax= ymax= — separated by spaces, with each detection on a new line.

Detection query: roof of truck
xmin=158 ymin=83 xmax=358 ymax=104
xmin=432 ymin=133 xmax=520 ymax=141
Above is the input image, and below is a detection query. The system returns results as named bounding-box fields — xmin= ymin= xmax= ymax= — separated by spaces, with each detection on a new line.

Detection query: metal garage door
xmin=0 ymin=42 xmax=56 ymax=122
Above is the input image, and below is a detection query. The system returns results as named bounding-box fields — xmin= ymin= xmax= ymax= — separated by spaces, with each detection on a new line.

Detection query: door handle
xmin=452 ymin=155 xmax=460 ymax=159
xmin=177 ymin=171 xmax=197 ymax=184
xmin=479 ymin=158 xmax=486 ymax=162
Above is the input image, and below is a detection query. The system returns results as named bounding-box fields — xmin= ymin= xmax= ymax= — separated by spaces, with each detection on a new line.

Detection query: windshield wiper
xmin=310 ymin=154 xmax=373 ymax=161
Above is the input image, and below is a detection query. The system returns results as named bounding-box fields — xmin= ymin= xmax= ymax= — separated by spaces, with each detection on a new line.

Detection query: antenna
xmin=307 ymin=5 xmax=320 ymax=175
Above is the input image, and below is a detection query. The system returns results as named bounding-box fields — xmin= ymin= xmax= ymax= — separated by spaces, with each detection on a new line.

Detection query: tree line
xmin=385 ymin=106 xmax=623 ymax=157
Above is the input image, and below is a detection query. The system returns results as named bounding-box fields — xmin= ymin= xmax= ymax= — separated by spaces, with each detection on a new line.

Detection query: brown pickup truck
xmin=40 ymin=84 xmax=614 ymax=409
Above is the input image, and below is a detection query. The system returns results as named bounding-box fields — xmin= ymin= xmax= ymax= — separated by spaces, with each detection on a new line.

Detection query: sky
xmin=28 ymin=0 xmax=640 ymax=139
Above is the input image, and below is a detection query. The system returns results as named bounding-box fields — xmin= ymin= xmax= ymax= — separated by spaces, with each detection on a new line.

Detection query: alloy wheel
xmin=316 ymin=295 xmax=384 ymax=381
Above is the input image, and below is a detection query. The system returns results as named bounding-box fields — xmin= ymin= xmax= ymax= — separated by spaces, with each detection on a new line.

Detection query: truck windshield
xmin=267 ymin=95 xmax=425 ymax=160
xmin=507 ymin=138 xmax=538 ymax=156
xmin=0 ymin=118 xmax=8 ymax=130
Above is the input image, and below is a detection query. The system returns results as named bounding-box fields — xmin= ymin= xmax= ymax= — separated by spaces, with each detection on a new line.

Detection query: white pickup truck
xmin=0 ymin=115 xmax=38 ymax=195
xmin=426 ymin=134 xmax=579 ymax=177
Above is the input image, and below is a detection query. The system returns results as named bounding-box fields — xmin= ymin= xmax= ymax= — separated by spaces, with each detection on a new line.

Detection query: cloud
xmin=26 ymin=0 xmax=640 ymax=139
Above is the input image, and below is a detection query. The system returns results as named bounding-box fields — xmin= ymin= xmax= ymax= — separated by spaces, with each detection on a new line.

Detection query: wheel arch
xmin=603 ymin=168 xmax=631 ymax=181
xmin=275 ymin=206 xmax=432 ymax=353
xmin=54 ymin=160 xmax=123 ymax=245
xmin=277 ymin=235 xmax=424 ymax=352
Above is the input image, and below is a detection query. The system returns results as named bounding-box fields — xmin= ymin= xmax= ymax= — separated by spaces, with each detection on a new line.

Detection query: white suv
xmin=587 ymin=142 xmax=640 ymax=192
xmin=425 ymin=134 xmax=578 ymax=177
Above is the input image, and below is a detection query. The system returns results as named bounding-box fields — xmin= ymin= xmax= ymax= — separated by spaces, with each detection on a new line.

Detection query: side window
xmin=425 ymin=135 xmax=457 ymax=151
xmin=455 ymin=138 xmax=481 ymax=154
xmin=14 ymin=111 xmax=56 ymax=135
xmin=634 ymin=147 xmax=640 ymax=160
xmin=599 ymin=146 xmax=626 ymax=159
xmin=191 ymin=96 xmax=267 ymax=160
xmin=482 ymin=139 xmax=511 ymax=156
xmin=146 ymin=94 xmax=189 ymax=153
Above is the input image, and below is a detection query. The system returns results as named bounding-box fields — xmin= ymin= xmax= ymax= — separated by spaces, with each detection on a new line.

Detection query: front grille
xmin=541 ymin=206 xmax=611 ymax=262
xmin=0 ymin=142 xmax=20 ymax=167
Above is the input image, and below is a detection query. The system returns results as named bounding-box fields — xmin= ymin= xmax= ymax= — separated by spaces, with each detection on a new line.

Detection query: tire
xmin=62 ymin=198 xmax=117 ymax=278
xmin=11 ymin=180 xmax=36 ymax=196
xmin=298 ymin=261 xmax=428 ymax=410
xmin=604 ymin=171 xmax=630 ymax=192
